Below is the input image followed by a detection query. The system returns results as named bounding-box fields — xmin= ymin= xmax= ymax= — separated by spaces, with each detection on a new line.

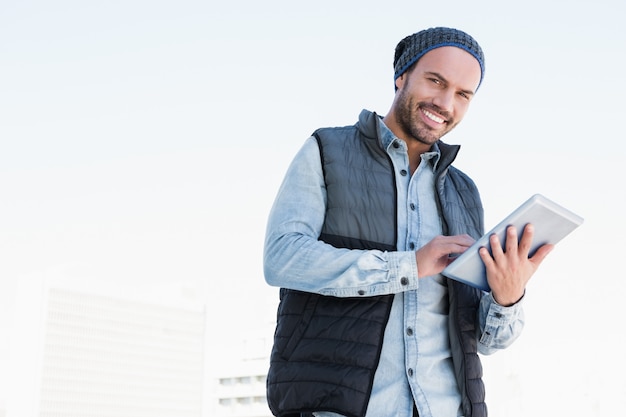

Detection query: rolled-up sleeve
xmin=263 ymin=137 xmax=419 ymax=297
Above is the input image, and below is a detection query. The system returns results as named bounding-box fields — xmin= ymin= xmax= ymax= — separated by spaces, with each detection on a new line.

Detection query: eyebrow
xmin=424 ymin=71 xmax=476 ymax=97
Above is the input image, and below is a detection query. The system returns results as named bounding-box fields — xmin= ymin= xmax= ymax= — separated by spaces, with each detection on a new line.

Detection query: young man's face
xmin=392 ymin=46 xmax=482 ymax=146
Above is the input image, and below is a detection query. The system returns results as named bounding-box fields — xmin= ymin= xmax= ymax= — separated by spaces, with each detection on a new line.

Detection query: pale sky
xmin=1 ymin=0 xmax=625 ymax=415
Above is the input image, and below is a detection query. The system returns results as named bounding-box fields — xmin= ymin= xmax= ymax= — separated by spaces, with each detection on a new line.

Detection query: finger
xmin=529 ymin=243 xmax=554 ymax=265
xmin=489 ymin=233 xmax=504 ymax=261
xmin=444 ymin=244 xmax=474 ymax=260
xmin=478 ymin=246 xmax=495 ymax=268
xmin=437 ymin=235 xmax=475 ymax=256
xmin=447 ymin=234 xmax=476 ymax=248
xmin=459 ymin=234 xmax=477 ymax=246
xmin=505 ymin=225 xmax=519 ymax=254
xmin=518 ymin=223 xmax=535 ymax=256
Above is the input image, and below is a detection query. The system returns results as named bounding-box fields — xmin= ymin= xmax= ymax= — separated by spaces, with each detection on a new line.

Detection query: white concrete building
xmin=6 ymin=264 xmax=279 ymax=417
xmin=7 ymin=269 xmax=206 ymax=417
xmin=207 ymin=308 xmax=275 ymax=417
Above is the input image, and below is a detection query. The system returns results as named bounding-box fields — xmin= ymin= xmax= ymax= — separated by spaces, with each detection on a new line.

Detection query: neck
xmin=382 ymin=113 xmax=433 ymax=174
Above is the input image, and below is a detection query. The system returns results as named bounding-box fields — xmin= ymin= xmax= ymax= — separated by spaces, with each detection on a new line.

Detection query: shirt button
xmin=400 ymin=169 xmax=408 ymax=176
xmin=406 ymin=327 xmax=413 ymax=336
xmin=408 ymin=368 xmax=414 ymax=377
xmin=392 ymin=141 xmax=400 ymax=149
xmin=409 ymin=203 xmax=415 ymax=210
xmin=358 ymin=290 xmax=365 ymax=296
xmin=400 ymin=277 xmax=409 ymax=286
xmin=408 ymin=242 xmax=415 ymax=250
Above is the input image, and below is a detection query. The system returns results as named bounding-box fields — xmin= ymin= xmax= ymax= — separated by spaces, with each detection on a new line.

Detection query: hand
xmin=479 ymin=224 xmax=554 ymax=306
xmin=415 ymin=234 xmax=475 ymax=278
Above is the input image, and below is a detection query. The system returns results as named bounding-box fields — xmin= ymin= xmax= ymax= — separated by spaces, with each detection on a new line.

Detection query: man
xmin=263 ymin=27 xmax=553 ymax=417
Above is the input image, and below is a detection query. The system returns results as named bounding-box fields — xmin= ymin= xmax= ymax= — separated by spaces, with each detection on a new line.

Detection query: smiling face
xmin=385 ymin=46 xmax=482 ymax=148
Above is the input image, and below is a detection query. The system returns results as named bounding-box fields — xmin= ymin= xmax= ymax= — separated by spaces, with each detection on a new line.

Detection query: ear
xmin=395 ymin=73 xmax=406 ymax=91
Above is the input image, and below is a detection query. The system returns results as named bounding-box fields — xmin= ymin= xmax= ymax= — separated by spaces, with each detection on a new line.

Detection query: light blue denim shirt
xmin=264 ymin=118 xmax=525 ymax=417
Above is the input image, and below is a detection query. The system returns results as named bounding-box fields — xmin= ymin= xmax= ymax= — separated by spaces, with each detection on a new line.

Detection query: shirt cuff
xmin=479 ymin=292 xmax=524 ymax=346
xmin=387 ymin=250 xmax=419 ymax=293
xmin=317 ymin=250 xmax=419 ymax=298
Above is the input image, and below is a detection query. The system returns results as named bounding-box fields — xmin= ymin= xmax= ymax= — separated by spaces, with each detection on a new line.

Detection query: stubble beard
xmin=395 ymin=90 xmax=456 ymax=146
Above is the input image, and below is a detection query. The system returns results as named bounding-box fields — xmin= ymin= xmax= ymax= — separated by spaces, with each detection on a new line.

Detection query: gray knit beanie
xmin=393 ymin=27 xmax=485 ymax=90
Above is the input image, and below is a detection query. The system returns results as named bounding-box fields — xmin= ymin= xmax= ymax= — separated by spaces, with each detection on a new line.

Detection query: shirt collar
xmin=378 ymin=119 xmax=441 ymax=171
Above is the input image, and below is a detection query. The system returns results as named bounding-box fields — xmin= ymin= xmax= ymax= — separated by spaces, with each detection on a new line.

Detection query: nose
xmin=432 ymin=89 xmax=455 ymax=114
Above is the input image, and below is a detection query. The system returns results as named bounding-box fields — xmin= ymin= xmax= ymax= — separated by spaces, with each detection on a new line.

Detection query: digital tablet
xmin=442 ymin=194 xmax=584 ymax=292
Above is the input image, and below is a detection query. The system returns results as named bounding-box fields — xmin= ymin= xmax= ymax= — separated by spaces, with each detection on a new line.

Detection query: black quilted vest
xmin=266 ymin=110 xmax=487 ymax=417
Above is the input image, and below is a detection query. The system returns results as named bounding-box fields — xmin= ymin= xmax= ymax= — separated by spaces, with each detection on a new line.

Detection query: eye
xmin=429 ymin=78 xmax=442 ymax=85
xmin=458 ymin=91 xmax=472 ymax=100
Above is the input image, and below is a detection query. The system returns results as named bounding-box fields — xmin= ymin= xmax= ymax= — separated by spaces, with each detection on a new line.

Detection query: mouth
xmin=421 ymin=108 xmax=447 ymax=125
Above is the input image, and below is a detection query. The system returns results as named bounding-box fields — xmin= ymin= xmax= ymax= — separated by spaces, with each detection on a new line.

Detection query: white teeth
xmin=423 ymin=109 xmax=445 ymax=124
